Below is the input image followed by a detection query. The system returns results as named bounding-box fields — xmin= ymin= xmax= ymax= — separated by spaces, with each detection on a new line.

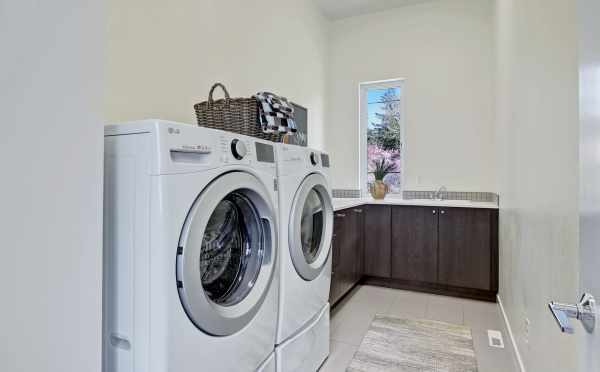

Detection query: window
xmin=359 ymin=80 xmax=405 ymax=195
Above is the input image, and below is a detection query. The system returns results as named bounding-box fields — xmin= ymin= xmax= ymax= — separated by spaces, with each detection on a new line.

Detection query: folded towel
xmin=256 ymin=92 xmax=297 ymax=134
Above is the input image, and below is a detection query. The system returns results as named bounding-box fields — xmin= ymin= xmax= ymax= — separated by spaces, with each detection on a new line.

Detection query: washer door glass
xmin=200 ymin=192 xmax=263 ymax=306
xmin=289 ymin=173 xmax=333 ymax=281
xmin=300 ymin=189 xmax=324 ymax=264
xmin=176 ymin=172 xmax=277 ymax=336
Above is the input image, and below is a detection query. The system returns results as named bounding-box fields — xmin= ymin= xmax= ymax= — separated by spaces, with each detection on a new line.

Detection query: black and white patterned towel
xmin=256 ymin=92 xmax=297 ymax=134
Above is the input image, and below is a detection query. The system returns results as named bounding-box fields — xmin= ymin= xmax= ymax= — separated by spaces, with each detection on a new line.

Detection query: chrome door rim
xmin=288 ymin=173 xmax=333 ymax=281
xmin=176 ymin=171 xmax=277 ymax=336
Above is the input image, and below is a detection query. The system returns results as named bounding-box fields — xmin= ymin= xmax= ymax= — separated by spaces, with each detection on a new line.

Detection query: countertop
xmin=332 ymin=197 xmax=499 ymax=211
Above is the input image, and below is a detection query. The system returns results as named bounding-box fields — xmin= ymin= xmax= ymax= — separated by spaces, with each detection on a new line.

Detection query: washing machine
xmin=274 ymin=144 xmax=334 ymax=372
xmin=103 ymin=120 xmax=279 ymax=372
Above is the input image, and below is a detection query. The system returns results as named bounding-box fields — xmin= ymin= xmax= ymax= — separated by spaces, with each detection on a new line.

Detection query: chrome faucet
xmin=433 ymin=186 xmax=447 ymax=201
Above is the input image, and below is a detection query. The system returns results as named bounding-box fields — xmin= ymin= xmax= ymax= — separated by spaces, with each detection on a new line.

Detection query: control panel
xmin=171 ymin=144 xmax=212 ymax=154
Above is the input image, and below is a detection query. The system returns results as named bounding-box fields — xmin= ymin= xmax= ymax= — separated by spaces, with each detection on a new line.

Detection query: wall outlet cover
xmin=487 ymin=330 xmax=505 ymax=348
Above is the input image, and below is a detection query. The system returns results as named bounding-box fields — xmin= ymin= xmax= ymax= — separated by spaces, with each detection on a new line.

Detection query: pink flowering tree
xmin=366 ymin=87 xmax=403 ymax=193
xmin=367 ymin=144 xmax=402 ymax=193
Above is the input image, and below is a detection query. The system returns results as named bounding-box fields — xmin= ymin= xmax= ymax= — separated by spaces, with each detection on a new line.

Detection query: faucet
xmin=433 ymin=186 xmax=447 ymax=201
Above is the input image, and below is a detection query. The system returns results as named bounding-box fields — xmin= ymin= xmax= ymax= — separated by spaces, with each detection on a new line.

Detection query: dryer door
xmin=176 ymin=171 xmax=277 ymax=336
xmin=288 ymin=173 xmax=334 ymax=281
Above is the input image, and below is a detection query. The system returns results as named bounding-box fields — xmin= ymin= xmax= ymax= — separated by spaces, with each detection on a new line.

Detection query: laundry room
xmin=3 ymin=1 xmax=600 ymax=372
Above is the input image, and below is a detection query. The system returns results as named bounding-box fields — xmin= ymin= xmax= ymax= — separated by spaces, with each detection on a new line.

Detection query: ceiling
xmin=315 ymin=0 xmax=434 ymax=20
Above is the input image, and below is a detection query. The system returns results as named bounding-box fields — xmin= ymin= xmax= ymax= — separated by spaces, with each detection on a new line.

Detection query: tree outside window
xmin=366 ymin=86 xmax=403 ymax=193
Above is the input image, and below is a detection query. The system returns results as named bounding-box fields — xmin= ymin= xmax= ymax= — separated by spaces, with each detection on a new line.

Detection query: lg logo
xmin=168 ymin=127 xmax=180 ymax=134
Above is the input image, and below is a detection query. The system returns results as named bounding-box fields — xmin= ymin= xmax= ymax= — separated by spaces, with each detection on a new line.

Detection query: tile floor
xmin=320 ymin=285 xmax=520 ymax=372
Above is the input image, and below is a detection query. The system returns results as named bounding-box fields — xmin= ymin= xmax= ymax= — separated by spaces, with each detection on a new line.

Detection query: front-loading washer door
xmin=288 ymin=173 xmax=334 ymax=281
xmin=176 ymin=171 xmax=277 ymax=336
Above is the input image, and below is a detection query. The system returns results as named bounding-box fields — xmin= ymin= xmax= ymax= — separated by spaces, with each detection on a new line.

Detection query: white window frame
xmin=358 ymin=78 xmax=406 ymax=197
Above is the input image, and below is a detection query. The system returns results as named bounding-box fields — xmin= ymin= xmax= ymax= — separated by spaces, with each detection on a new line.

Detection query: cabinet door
xmin=340 ymin=209 xmax=357 ymax=294
xmin=391 ymin=206 xmax=438 ymax=283
xmin=438 ymin=208 xmax=492 ymax=290
xmin=329 ymin=221 xmax=341 ymax=304
xmin=330 ymin=210 xmax=348 ymax=303
xmin=351 ymin=207 xmax=365 ymax=285
xmin=363 ymin=205 xmax=392 ymax=278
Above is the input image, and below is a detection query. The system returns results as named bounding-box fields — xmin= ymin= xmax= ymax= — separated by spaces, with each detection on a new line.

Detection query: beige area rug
xmin=347 ymin=316 xmax=478 ymax=372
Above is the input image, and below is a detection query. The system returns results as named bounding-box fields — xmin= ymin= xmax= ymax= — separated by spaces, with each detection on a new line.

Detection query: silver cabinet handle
xmin=441 ymin=210 xmax=446 ymax=215
xmin=354 ymin=209 xmax=363 ymax=213
xmin=549 ymin=293 xmax=596 ymax=334
xmin=432 ymin=210 xmax=437 ymax=214
xmin=335 ymin=213 xmax=346 ymax=218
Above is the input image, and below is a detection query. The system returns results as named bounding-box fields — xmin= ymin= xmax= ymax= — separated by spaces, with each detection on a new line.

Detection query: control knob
xmin=310 ymin=152 xmax=318 ymax=166
xmin=231 ymin=139 xmax=247 ymax=160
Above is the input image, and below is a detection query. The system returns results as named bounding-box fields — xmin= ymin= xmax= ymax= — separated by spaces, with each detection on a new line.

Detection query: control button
xmin=310 ymin=152 xmax=318 ymax=166
xmin=231 ymin=139 xmax=247 ymax=160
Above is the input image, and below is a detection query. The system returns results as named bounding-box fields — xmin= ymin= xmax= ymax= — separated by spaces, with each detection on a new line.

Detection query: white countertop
xmin=332 ymin=197 xmax=498 ymax=211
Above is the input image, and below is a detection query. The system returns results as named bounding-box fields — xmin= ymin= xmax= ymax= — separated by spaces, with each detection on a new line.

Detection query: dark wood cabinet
xmin=369 ymin=205 xmax=499 ymax=301
xmin=363 ymin=205 xmax=392 ymax=278
xmin=351 ymin=207 xmax=365 ymax=285
xmin=391 ymin=206 xmax=438 ymax=283
xmin=331 ymin=203 xmax=499 ymax=304
xmin=330 ymin=214 xmax=343 ymax=304
xmin=330 ymin=207 xmax=365 ymax=305
xmin=438 ymin=208 xmax=493 ymax=290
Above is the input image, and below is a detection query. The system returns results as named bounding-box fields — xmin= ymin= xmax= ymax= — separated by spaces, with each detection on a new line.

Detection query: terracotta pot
xmin=370 ymin=180 xmax=388 ymax=199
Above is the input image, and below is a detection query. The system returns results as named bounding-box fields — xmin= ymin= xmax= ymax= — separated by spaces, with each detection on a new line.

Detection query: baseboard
xmin=497 ymin=295 xmax=526 ymax=372
xmin=363 ymin=276 xmax=497 ymax=302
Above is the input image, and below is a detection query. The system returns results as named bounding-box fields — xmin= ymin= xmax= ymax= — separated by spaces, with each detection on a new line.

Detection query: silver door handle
xmin=335 ymin=213 xmax=346 ymax=218
xmin=354 ymin=209 xmax=363 ymax=213
xmin=548 ymin=293 xmax=596 ymax=334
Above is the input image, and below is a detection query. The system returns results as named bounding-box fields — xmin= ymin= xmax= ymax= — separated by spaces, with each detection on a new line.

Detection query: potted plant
xmin=369 ymin=158 xmax=397 ymax=199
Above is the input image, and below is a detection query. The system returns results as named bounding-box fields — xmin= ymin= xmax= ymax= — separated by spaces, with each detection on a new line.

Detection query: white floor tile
xmin=348 ymin=285 xmax=397 ymax=306
xmin=330 ymin=301 xmax=375 ymax=345
xmin=383 ymin=290 xmax=428 ymax=319
xmin=471 ymin=327 xmax=520 ymax=372
xmin=462 ymin=299 xmax=504 ymax=331
xmin=425 ymin=294 xmax=464 ymax=324
xmin=328 ymin=286 xmax=519 ymax=372
xmin=319 ymin=340 xmax=358 ymax=372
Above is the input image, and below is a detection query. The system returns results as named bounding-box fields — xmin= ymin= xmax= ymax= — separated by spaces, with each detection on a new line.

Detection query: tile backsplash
xmin=332 ymin=189 xmax=361 ymax=198
xmin=403 ymin=190 xmax=499 ymax=204
xmin=332 ymin=189 xmax=499 ymax=204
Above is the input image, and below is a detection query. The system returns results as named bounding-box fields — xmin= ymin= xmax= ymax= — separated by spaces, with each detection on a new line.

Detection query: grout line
xmin=497 ymin=295 xmax=527 ymax=372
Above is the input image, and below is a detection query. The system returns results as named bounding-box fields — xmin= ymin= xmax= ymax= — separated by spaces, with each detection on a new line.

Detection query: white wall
xmin=577 ymin=0 xmax=600 ymax=369
xmin=326 ymin=0 xmax=496 ymax=192
xmin=105 ymin=0 xmax=328 ymax=150
xmin=0 ymin=1 xmax=105 ymax=371
xmin=495 ymin=1 xmax=580 ymax=370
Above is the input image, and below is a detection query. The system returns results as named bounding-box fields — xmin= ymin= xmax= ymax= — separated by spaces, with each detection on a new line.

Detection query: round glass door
xmin=176 ymin=172 xmax=277 ymax=336
xmin=300 ymin=189 xmax=324 ymax=264
xmin=200 ymin=192 xmax=264 ymax=306
xmin=289 ymin=173 xmax=333 ymax=281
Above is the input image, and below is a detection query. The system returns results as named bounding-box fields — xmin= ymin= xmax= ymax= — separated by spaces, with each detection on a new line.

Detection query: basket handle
xmin=208 ymin=83 xmax=231 ymax=106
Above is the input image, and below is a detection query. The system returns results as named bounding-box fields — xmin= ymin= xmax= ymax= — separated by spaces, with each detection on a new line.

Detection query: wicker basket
xmin=194 ymin=83 xmax=279 ymax=142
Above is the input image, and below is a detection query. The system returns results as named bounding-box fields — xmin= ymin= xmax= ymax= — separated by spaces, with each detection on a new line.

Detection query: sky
xmin=367 ymin=87 xmax=401 ymax=129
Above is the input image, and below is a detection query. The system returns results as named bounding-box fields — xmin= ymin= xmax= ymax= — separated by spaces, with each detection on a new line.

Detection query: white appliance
xmin=274 ymin=144 xmax=334 ymax=372
xmin=103 ymin=120 xmax=279 ymax=372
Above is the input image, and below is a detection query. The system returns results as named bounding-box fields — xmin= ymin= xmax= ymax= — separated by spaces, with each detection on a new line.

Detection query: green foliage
xmin=372 ymin=158 xmax=398 ymax=181
xmin=367 ymin=88 xmax=403 ymax=151
xmin=368 ymin=119 xmax=402 ymax=150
